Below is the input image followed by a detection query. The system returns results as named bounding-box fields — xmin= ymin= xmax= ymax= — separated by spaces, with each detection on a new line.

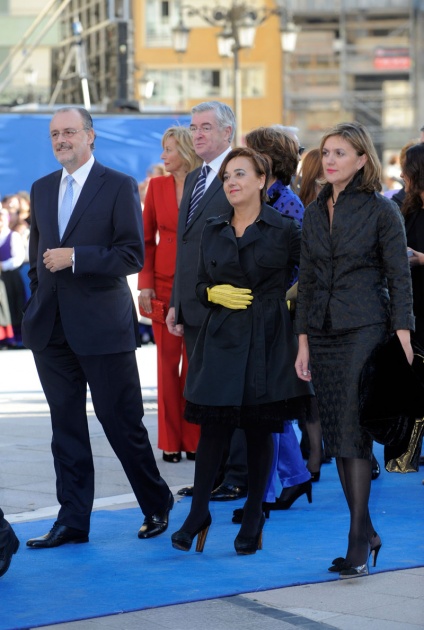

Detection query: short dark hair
xmin=245 ymin=126 xmax=299 ymax=185
xmin=218 ymin=147 xmax=271 ymax=203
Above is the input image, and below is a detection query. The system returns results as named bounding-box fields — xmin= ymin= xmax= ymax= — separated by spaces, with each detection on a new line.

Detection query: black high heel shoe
xmin=274 ymin=480 xmax=312 ymax=510
xmin=234 ymin=514 xmax=265 ymax=555
xmin=162 ymin=452 xmax=181 ymax=463
xmin=171 ymin=513 xmax=212 ymax=553
xmin=328 ymin=532 xmax=382 ymax=572
xmin=231 ymin=502 xmax=272 ymax=524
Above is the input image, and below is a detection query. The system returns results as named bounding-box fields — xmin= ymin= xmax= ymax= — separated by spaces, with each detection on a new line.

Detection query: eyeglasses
xmin=298 ymin=146 xmax=306 ymax=156
xmin=49 ymin=128 xmax=86 ymax=140
xmin=189 ymin=124 xmax=215 ymax=135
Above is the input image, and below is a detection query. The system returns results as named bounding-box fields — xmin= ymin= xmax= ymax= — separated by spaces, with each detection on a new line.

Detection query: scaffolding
xmin=283 ymin=0 xmax=424 ymax=152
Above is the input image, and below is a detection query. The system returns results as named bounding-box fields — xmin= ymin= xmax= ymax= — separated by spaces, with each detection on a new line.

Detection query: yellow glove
xmin=207 ymin=284 xmax=253 ymax=310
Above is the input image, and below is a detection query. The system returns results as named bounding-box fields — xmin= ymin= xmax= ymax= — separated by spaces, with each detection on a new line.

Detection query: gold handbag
xmin=385 ymin=417 xmax=424 ymax=473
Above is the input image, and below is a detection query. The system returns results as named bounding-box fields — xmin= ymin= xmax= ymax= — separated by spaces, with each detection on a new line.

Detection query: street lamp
xmin=172 ymin=2 xmax=299 ymax=146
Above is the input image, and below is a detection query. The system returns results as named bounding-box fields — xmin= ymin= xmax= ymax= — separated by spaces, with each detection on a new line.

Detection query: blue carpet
xmin=2 ymin=442 xmax=424 ymax=630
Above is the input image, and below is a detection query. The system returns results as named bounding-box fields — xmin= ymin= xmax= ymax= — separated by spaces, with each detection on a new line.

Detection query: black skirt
xmin=308 ymin=322 xmax=387 ymax=460
xmin=184 ymin=395 xmax=312 ymax=433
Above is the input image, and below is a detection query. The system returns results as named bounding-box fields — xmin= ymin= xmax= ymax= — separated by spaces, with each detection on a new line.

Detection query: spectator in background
xmin=295 ymin=148 xmax=324 ymax=208
xmin=400 ymin=143 xmax=424 ymax=348
xmin=138 ymin=163 xmax=168 ymax=207
xmin=0 ymin=206 xmax=26 ymax=347
xmin=138 ymin=126 xmax=202 ymax=463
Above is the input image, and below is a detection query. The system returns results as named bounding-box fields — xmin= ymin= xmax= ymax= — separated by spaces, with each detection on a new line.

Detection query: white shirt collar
xmin=61 ymin=154 xmax=95 ymax=187
xmin=204 ymin=146 xmax=232 ymax=176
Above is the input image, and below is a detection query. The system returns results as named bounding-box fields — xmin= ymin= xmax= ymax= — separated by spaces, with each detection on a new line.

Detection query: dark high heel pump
xmin=162 ymin=451 xmax=181 ymax=463
xmin=171 ymin=513 xmax=212 ymax=553
xmin=328 ymin=532 xmax=382 ymax=572
xmin=234 ymin=514 xmax=265 ymax=555
xmin=274 ymin=480 xmax=312 ymax=510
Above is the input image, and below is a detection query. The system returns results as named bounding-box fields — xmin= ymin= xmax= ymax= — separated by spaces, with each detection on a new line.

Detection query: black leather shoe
xmin=177 ymin=485 xmax=193 ymax=497
xmin=210 ymin=484 xmax=247 ymax=501
xmin=26 ymin=522 xmax=89 ymax=548
xmin=0 ymin=526 xmax=19 ymax=577
xmin=138 ymin=491 xmax=174 ymax=539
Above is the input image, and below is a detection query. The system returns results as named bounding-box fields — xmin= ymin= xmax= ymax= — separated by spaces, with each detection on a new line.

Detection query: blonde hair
xmin=162 ymin=126 xmax=202 ymax=172
xmin=320 ymin=122 xmax=382 ymax=192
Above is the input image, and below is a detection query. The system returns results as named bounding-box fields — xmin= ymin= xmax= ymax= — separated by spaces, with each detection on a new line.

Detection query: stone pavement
xmin=1 ymin=347 xmax=423 ymax=630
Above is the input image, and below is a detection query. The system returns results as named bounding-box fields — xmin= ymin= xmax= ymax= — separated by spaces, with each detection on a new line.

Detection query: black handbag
xmin=358 ymin=334 xmax=424 ymax=472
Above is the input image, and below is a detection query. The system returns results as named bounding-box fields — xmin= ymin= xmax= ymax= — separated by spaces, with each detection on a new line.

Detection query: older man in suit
xmin=22 ymin=107 xmax=172 ymax=548
xmin=166 ymin=101 xmax=247 ymax=501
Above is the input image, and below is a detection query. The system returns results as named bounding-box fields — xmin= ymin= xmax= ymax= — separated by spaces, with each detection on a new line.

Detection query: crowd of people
xmin=0 ymin=191 xmax=31 ymax=349
xmin=1 ymin=105 xmax=423 ymax=580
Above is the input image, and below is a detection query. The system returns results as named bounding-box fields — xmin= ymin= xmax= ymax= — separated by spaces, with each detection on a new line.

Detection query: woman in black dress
xmin=295 ymin=122 xmax=414 ymax=578
xmin=171 ymin=147 xmax=313 ymax=555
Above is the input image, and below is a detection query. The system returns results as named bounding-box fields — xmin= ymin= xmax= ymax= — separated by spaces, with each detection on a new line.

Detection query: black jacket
xmin=295 ymin=176 xmax=414 ymax=334
xmin=184 ymin=203 xmax=313 ymax=406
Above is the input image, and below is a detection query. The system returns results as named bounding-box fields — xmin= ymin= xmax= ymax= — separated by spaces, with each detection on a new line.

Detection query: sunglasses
xmin=298 ymin=146 xmax=306 ymax=156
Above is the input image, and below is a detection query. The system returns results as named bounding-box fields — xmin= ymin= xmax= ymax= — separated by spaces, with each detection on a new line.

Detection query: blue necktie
xmin=59 ymin=175 xmax=74 ymax=239
xmin=186 ymin=165 xmax=210 ymax=225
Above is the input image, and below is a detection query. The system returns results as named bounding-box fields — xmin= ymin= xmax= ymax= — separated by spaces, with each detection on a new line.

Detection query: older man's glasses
xmin=189 ymin=124 xmax=215 ymax=135
xmin=49 ymin=128 xmax=86 ymax=140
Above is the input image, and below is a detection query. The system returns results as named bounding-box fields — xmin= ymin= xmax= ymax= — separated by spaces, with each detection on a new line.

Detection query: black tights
xmin=336 ymin=456 xmax=373 ymax=566
xmin=180 ymin=423 xmax=274 ymax=538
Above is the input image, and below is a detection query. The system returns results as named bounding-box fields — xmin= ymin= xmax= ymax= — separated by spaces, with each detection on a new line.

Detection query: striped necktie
xmin=186 ymin=165 xmax=211 ymax=225
xmin=59 ymin=175 xmax=75 ymax=239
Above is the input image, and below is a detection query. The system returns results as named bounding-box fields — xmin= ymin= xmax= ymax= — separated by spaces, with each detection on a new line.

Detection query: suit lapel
xmin=183 ymin=175 xmax=222 ymax=233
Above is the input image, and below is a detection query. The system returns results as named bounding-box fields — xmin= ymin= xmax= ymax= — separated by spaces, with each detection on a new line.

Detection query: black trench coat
xmin=184 ymin=203 xmax=313 ymax=407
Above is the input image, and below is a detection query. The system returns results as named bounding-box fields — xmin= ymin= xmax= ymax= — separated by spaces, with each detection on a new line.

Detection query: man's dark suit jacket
xmin=172 ymin=166 xmax=232 ymax=327
xmin=22 ymin=159 xmax=144 ymax=355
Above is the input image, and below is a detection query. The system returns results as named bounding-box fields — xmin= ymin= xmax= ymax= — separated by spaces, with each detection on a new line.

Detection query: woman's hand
xmin=295 ymin=334 xmax=312 ymax=381
xmin=138 ymin=288 xmax=156 ymax=314
xmin=407 ymin=248 xmax=424 ymax=268
xmin=396 ymin=329 xmax=414 ymax=365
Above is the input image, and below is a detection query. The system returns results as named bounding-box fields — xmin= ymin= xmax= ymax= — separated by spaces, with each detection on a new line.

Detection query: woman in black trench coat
xmin=171 ymin=147 xmax=313 ymax=555
xmin=295 ymin=122 xmax=414 ymax=578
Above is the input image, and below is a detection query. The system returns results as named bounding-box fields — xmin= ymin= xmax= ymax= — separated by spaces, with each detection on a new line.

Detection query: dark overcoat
xmin=184 ymin=203 xmax=313 ymax=406
xmin=294 ymin=178 xmax=415 ymax=334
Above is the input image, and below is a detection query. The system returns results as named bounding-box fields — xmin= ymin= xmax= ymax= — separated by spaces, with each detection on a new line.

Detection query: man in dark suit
xmin=166 ymin=101 xmax=247 ymax=501
xmin=22 ymin=107 xmax=172 ymax=548
xmin=0 ymin=509 xmax=19 ymax=577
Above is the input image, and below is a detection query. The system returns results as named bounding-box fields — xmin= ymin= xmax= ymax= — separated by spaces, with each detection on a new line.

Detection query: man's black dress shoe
xmin=0 ymin=526 xmax=19 ymax=577
xmin=138 ymin=491 xmax=174 ymax=539
xmin=26 ymin=522 xmax=89 ymax=548
xmin=177 ymin=485 xmax=194 ymax=497
xmin=210 ymin=484 xmax=247 ymax=501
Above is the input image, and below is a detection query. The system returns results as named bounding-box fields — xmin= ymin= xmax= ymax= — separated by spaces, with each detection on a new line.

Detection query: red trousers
xmin=152 ymin=309 xmax=200 ymax=453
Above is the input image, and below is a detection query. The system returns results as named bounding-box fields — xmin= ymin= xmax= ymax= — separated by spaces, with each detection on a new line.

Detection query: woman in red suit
xmin=138 ymin=127 xmax=202 ymax=462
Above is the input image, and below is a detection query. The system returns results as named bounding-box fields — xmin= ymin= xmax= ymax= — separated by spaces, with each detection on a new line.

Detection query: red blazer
xmin=138 ymin=175 xmax=178 ymax=291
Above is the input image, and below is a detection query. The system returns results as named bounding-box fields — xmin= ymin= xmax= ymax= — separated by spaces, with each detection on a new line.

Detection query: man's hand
xmin=166 ymin=306 xmax=184 ymax=337
xmin=43 ymin=248 xmax=74 ymax=273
